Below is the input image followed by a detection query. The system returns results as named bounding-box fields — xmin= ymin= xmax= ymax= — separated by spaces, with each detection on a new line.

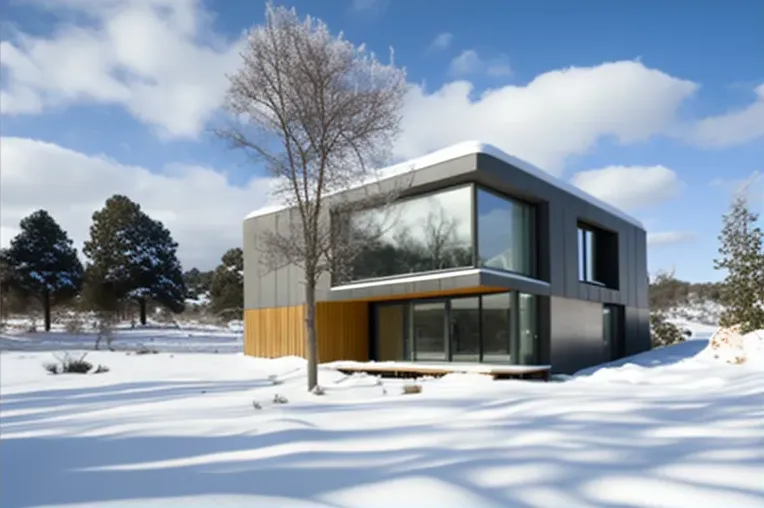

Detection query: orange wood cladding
xmin=243 ymin=285 xmax=506 ymax=361
xmin=244 ymin=301 xmax=369 ymax=362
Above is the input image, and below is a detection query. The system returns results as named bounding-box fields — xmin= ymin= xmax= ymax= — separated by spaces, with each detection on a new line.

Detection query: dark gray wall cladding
xmin=549 ymin=296 xmax=605 ymax=374
xmin=474 ymin=153 xmax=647 ymax=309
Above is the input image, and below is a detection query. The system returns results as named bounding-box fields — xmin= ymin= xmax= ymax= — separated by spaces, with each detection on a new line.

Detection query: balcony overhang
xmin=325 ymin=268 xmax=550 ymax=302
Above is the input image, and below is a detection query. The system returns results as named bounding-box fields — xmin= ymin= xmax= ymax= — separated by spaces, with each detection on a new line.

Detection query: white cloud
xmin=0 ymin=0 xmax=245 ymax=139
xmin=448 ymin=49 xmax=511 ymax=77
xmin=350 ymin=0 xmax=388 ymax=13
xmin=429 ymin=32 xmax=453 ymax=51
xmin=570 ymin=165 xmax=684 ymax=211
xmin=684 ymin=84 xmax=764 ymax=148
xmin=400 ymin=61 xmax=698 ymax=174
xmin=0 ymin=137 xmax=276 ymax=270
xmin=647 ymin=231 xmax=695 ymax=246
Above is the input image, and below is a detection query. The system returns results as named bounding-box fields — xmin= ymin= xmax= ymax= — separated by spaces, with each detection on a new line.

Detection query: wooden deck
xmin=332 ymin=361 xmax=552 ymax=381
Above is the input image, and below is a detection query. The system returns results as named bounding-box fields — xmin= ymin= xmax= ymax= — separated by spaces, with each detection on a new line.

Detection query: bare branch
xmin=218 ymin=3 xmax=408 ymax=390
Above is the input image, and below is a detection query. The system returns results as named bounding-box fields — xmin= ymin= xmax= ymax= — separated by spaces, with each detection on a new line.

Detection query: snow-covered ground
xmin=0 ymin=319 xmax=243 ymax=354
xmin=1 ymin=323 xmax=763 ymax=508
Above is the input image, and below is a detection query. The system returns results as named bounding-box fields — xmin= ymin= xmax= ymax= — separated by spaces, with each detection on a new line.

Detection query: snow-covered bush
xmin=44 ymin=353 xmax=92 ymax=374
xmin=651 ymin=312 xmax=691 ymax=347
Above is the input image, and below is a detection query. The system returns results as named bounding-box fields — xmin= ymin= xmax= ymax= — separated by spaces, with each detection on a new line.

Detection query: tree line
xmin=0 ymin=195 xmax=243 ymax=331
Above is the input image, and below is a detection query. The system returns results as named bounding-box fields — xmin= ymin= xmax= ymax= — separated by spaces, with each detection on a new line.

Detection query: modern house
xmin=242 ymin=142 xmax=650 ymax=374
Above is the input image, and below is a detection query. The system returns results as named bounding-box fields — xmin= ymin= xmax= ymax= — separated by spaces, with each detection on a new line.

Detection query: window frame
xmin=577 ymin=221 xmax=618 ymax=289
xmin=332 ymin=183 xmax=476 ymax=286
xmin=474 ymin=185 xmax=537 ymax=279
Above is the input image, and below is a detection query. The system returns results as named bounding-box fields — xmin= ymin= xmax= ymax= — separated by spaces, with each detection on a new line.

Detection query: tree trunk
xmin=304 ymin=280 xmax=318 ymax=391
xmin=139 ymin=298 xmax=147 ymax=325
xmin=43 ymin=289 xmax=51 ymax=332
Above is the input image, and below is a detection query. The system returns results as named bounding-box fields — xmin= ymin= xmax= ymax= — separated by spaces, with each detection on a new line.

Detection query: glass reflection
xmin=481 ymin=292 xmax=511 ymax=363
xmin=450 ymin=297 xmax=480 ymax=362
xmin=477 ymin=188 xmax=534 ymax=276
xmin=518 ymin=293 xmax=538 ymax=365
xmin=345 ymin=185 xmax=473 ymax=282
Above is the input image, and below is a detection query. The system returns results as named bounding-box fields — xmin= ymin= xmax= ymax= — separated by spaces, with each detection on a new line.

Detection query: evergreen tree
xmin=1 ymin=249 xmax=35 ymax=319
xmin=82 ymin=195 xmax=187 ymax=325
xmin=3 ymin=210 xmax=84 ymax=331
xmin=714 ymin=194 xmax=764 ymax=333
xmin=183 ymin=268 xmax=214 ymax=300
xmin=209 ymin=248 xmax=244 ymax=319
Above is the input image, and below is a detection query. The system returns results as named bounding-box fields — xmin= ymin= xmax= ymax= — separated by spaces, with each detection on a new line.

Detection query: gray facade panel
xmin=327 ymin=272 xmax=484 ymax=302
xmin=547 ymin=201 xmax=566 ymax=296
xmin=549 ymin=296 xmax=605 ymax=374
xmin=623 ymin=306 xmax=641 ymax=356
xmin=243 ymin=208 xmax=307 ymax=309
xmin=479 ymin=272 xmax=551 ymax=295
xmin=635 ymin=230 xmax=649 ymax=309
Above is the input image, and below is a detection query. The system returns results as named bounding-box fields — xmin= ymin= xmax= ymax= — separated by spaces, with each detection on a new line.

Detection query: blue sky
xmin=0 ymin=0 xmax=762 ymax=280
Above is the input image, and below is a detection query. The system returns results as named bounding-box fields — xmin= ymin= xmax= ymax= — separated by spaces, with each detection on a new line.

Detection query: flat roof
xmin=244 ymin=141 xmax=644 ymax=229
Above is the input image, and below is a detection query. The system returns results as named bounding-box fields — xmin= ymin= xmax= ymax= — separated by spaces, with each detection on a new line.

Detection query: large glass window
xmin=450 ymin=297 xmax=480 ymax=362
xmin=476 ymin=188 xmax=534 ymax=276
xmin=343 ymin=185 xmax=474 ymax=283
xmin=372 ymin=291 xmax=544 ymax=365
xmin=412 ymin=301 xmax=447 ymax=361
xmin=481 ymin=292 xmax=512 ymax=363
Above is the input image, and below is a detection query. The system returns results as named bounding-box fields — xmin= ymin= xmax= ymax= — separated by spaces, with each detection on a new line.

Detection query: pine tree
xmin=183 ymin=268 xmax=214 ymax=300
xmin=209 ymin=248 xmax=244 ymax=320
xmin=3 ymin=210 xmax=84 ymax=331
xmin=82 ymin=195 xmax=187 ymax=325
xmin=714 ymin=194 xmax=764 ymax=333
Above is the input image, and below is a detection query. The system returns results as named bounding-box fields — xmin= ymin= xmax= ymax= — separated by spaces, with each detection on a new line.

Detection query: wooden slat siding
xmin=316 ymin=301 xmax=369 ymax=362
xmin=243 ymin=301 xmax=368 ymax=361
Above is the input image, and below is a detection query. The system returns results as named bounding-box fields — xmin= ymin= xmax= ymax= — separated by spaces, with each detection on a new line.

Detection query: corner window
xmin=476 ymin=188 xmax=535 ymax=277
xmin=339 ymin=185 xmax=474 ymax=283
xmin=578 ymin=222 xmax=618 ymax=289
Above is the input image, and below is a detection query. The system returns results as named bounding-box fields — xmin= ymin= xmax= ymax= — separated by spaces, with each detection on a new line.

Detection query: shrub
xmin=402 ymin=384 xmax=422 ymax=395
xmin=94 ymin=364 xmax=110 ymax=374
xmin=273 ymin=394 xmax=288 ymax=404
xmin=65 ymin=316 xmax=86 ymax=334
xmin=42 ymin=352 xmax=93 ymax=374
xmin=135 ymin=344 xmax=159 ymax=355
xmin=650 ymin=312 xmax=692 ymax=348
xmin=43 ymin=362 xmax=60 ymax=375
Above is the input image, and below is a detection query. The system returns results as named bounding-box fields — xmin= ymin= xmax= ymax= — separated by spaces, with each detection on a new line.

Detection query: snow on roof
xmin=244 ymin=141 xmax=644 ymax=229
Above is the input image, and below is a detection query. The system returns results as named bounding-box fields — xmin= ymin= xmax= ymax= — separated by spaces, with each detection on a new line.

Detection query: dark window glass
xmin=412 ymin=301 xmax=447 ymax=361
xmin=481 ymin=292 xmax=511 ymax=363
xmin=450 ymin=297 xmax=480 ymax=362
xmin=577 ymin=223 xmax=618 ymax=289
xmin=341 ymin=185 xmax=473 ymax=283
xmin=476 ymin=188 xmax=534 ymax=276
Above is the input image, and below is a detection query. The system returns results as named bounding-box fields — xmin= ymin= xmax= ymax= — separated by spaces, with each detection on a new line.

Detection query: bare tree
xmin=217 ymin=3 xmax=408 ymax=390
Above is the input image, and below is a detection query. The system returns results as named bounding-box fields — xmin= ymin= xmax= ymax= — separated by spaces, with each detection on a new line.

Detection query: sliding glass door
xmin=450 ymin=297 xmax=480 ymax=362
xmin=412 ymin=300 xmax=447 ymax=361
xmin=372 ymin=291 xmax=541 ymax=365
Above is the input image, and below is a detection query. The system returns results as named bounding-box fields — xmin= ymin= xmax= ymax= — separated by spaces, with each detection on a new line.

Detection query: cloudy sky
xmin=1 ymin=0 xmax=762 ymax=281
